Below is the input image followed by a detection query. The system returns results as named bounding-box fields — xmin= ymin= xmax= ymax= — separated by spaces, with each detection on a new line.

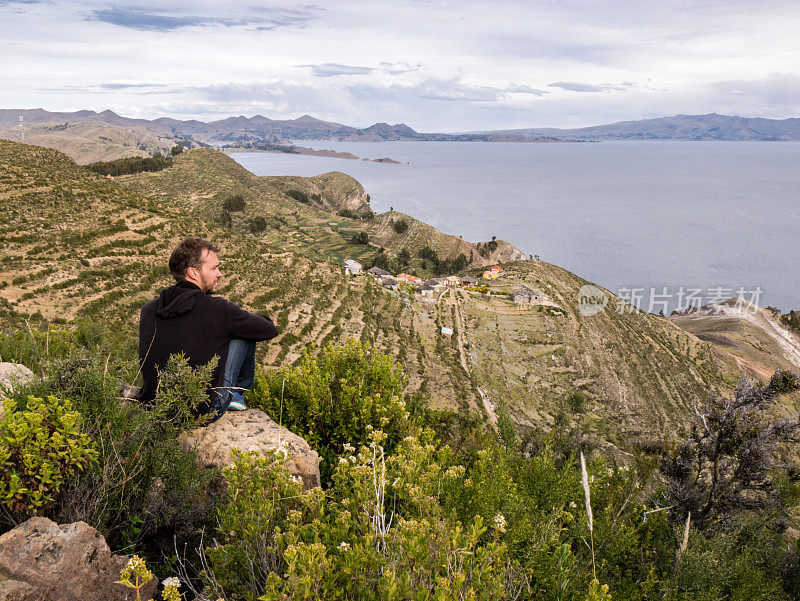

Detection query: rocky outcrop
xmin=181 ymin=409 xmax=321 ymax=490
xmin=0 ymin=517 xmax=156 ymax=601
xmin=0 ymin=362 xmax=35 ymax=420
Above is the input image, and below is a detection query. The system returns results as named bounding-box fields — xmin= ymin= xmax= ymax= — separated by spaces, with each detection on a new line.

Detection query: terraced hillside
xmin=114 ymin=148 xmax=523 ymax=271
xmin=0 ymin=122 xmax=183 ymax=164
xmin=0 ymin=140 xmax=477 ymax=410
xmin=0 ymin=139 xmax=760 ymax=447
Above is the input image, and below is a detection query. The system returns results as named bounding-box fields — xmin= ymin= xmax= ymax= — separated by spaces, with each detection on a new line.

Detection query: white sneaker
xmin=228 ymin=399 xmax=247 ymax=411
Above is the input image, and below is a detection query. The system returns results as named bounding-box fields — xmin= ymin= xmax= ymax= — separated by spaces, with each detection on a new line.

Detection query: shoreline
xmin=223 ymin=143 xmax=403 ymax=164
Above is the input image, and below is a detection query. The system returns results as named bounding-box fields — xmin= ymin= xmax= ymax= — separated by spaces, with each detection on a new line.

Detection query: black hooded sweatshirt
xmin=138 ymin=280 xmax=278 ymax=414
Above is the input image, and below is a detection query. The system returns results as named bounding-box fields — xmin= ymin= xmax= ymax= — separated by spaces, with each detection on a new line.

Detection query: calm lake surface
xmin=232 ymin=141 xmax=800 ymax=312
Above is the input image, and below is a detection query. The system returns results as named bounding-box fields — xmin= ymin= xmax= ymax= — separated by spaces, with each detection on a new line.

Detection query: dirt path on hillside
xmin=718 ymin=304 xmax=800 ymax=370
xmin=448 ymin=288 xmax=499 ymax=429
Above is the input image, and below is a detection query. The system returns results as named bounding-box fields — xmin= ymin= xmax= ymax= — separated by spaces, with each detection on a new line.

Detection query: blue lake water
xmin=232 ymin=141 xmax=800 ymax=312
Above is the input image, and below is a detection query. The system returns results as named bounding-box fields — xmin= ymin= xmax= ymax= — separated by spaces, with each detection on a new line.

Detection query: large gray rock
xmin=0 ymin=517 xmax=157 ymax=601
xmin=181 ymin=409 xmax=321 ymax=490
xmin=0 ymin=362 xmax=35 ymax=420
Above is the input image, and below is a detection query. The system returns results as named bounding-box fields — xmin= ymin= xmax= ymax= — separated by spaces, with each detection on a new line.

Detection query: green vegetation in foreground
xmin=2 ymin=328 xmax=800 ymax=601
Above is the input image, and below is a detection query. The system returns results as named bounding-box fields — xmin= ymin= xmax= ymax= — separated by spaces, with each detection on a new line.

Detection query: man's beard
xmin=201 ymin=275 xmax=217 ymax=294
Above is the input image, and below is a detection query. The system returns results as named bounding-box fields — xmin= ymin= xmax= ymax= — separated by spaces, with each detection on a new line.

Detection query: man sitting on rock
xmin=138 ymin=237 xmax=278 ymax=420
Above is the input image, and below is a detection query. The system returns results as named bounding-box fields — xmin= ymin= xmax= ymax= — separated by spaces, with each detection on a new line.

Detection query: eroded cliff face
xmin=489 ymin=241 xmax=528 ymax=265
xmin=309 ymin=171 xmax=374 ymax=218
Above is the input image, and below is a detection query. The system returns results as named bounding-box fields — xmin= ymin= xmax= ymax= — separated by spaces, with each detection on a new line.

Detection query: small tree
xmin=349 ymin=231 xmax=369 ymax=245
xmin=223 ymin=194 xmax=246 ymax=212
xmin=661 ymin=370 xmax=800 ymax=530
xmin=392 ymin=219 xmax=409 ymax=234
xmin=170 ymin=145 xmax=184 ymax=156
xmin=249 ymin=216 xmax=268 ymax=234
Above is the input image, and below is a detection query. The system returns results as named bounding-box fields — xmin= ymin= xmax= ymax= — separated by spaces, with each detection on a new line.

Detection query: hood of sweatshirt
xmin=156 ymin=280 xmax=204 ymax=318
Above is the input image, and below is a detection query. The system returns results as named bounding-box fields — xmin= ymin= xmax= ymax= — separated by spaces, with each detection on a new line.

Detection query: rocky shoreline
xmin=224 ymin=142 xmax=403 ymax=164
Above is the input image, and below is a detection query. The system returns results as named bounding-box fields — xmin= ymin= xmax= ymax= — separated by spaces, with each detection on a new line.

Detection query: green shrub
xmin=249 ymin=215 xmax=268 ymax=234
xmin=86 ymin=155 xmax=172 ymax=176
xmin=13 ymin=345 xmax=221 ymax=558
xmin=249 ymin=339 xmax=409 ymax=485
xmin=204 ymin=431 xmax=507 ymax=601
xmin=0 ymin=395 xmax=97 ymax=519
xmin=205 ymin=448 xmax=314 ymax=598
xmin=223 ymin=194 xmax=246 ymax=212
xmin=349 ymin=231 xmax=369 ymax=245
xmin=150 ymin=353 xmax=218 ymax=431
xmin=392 ymin=219 xmax=409 ymax=234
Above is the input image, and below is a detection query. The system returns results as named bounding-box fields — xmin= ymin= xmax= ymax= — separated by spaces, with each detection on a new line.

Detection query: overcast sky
xmin=2 ymin=0 xmax=799 ymax=131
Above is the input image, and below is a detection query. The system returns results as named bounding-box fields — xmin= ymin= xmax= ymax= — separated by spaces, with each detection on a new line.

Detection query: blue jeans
xmin=209 ymin=338 xmax=256 ymax=421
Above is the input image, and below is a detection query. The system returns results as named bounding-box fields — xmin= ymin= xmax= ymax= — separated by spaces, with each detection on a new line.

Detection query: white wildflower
xmin=291 ymin=475 xmax=303 ymax=484
xmin=343 ymin=442 xmax=355 ymax=452
xmin=338 ymin=457 xmax=348 ymax=464
xmin=126 ymin=556 xmax=145 ymax=570
xmin=275 ymin=442 xmax=289 ymax=460
xmin=569 ymin=501 xmax=577 ymax=509
xmin=493 ymin=513 xmax=507 ymax=533
xmin=162 ymin=576 xmax=180 ymax=588
xmin=338 ymin=542 xmax=350 ymax=551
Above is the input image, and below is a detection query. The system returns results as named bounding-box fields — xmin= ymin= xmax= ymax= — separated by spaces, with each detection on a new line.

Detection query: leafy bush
xmin=204 ymin=431 xmax=507 ymax=601
xmin=249 ymin=215 xmax=268 ymax=234
xmin=86 ymin=155 xmax=172 ymax=176
xmin=0 ymin=395 xmax=97 ymax=521
xmin=223 ymin=194 xmax=246 ymax=212
xmin=0 ymin=340 xmax=221 ymax=560
xmin=249 ymin=339 xmax=409 ymax=485
xmin=349 ymin=231 xmax=369 ymax=245
xmin=170 ymin=145 xmax=184 ymax=156
xmin=392 ymin=219 xmax=409 ymax=234
xmin=287 ymin=189 xmax=317 ymax=204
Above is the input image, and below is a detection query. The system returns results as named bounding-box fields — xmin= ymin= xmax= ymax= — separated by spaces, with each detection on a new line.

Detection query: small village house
xmin=510 ymin=288 xmax=541 ymax=304
xmin=367 ymin=266 xmax=391 ymax=280
xmin=424 ymin=278 xmax=446 ymax=292
xmin=344 ymin=259 xmax=362 ymax=276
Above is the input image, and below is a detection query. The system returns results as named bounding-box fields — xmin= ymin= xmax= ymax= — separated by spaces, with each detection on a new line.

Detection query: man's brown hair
xmin=168 ymin=237 xmax=220 ymax=282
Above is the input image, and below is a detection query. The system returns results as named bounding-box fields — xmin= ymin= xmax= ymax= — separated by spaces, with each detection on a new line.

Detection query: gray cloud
xmin=347 ymin=79 xmax=503 ymax=104
xmin=548 ymin=82 xmax=606 ymax=93
xmin=39 ymin=83 xmax=181 ymax=95
xmin=89 ymin=5 xmax=321 ymax=32
xmin=414 ymin=80 xmax=503 ymax=102
xmin=503 ymin=84 xmax=548 ymax=96
xmin=379 ymin=62 xmax=424 ymax=75
xmin=98 ymin=82 xmax=166 ymax=90
xmin=548 ymin=81 xmax=634 ymax=93
xmin=298 ymin=61 xmax=426 ymax=78
xmin=298 ymin=63 xmax=375 ymax=78
xmin=710 ymin=73 xmax=800 ymax=107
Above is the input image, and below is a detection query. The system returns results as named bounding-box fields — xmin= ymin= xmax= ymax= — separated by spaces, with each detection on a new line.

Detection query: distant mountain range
xmin=0 ymin=109 xmax=557 ymax=145
xmin=1 ymin=109 xmax=799 ymax=143
xmin=487 ymin=113 xmax=800 ymax=141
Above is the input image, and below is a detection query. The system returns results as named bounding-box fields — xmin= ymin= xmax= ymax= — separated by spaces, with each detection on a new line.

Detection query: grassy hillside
xmin=0 ymin=139 xmax=757 ymax=446
xmin=0 ymin=122 xmax=181 ymax=164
